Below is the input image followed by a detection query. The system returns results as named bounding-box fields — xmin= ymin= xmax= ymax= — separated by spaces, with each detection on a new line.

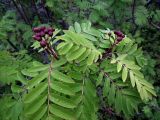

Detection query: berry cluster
xmin=32 ymin=26 xmax=55 ymax=48
xmin=32 ymin=26 xmax=58 ymax=59
xmin=114 ymin=31 xmax=125 ymax=44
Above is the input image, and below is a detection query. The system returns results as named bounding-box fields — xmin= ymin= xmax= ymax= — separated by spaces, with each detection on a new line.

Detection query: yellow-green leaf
xmin=117 ymin=62 xmax=122 ymax=73
xmin=122 ymin=67 xmax=128 ymax=82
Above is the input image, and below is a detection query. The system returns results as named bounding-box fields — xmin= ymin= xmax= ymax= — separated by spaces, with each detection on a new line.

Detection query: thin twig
xmin=150 ymin=22 xmax=160 ymax=30
xmin=132 ymin=0 xmax=136 ymax=24
xmin=31 ymin=0 xmax=43 ymax=23
xmin=11 ymin=0 xmax=28 ymax=24
xmin=41 ymin=0 xmax=52 ymax=22
xmin=7 ymin=39 xmax=19 ymax=51
xmin=16 ymin=0 xmax=32 ymax=26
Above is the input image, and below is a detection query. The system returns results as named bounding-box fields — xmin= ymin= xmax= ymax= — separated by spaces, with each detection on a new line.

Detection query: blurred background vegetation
xmin=0 ymin=0 xmax=160 ymax=119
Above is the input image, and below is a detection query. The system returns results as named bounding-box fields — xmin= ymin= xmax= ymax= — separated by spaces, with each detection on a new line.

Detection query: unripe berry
xmin=40 ymin=40 xmax=47 ymax=47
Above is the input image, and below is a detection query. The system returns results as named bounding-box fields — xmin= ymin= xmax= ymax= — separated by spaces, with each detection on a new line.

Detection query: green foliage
xmin=135 ymin=6 xmax=148 ymax=26
xmin=0 ymin=0 xmax=160 ymax=119
xmin=21 ymin=57 xmax=98 ymax=120
xmin=0 ymin=11 xmax=16 ymax=40
xmin=0 ymin=96 xmax=23 ymax=120
xmin=0 ymin=50 xmax=31 ymax=85
xmin=0 ymin=11 xmax=33 ymax=50
xmin=3 ymin=22 xmax=153 ymax=120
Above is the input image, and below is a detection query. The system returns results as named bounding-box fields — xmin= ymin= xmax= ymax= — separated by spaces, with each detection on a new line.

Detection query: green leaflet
xmin=68 ymin=71 xmax=83 ymax=80
xmin=109 ymin=73 xmax=121 ymax=79
xmin=26 ymin=65 xmax=48 ymax=73
xmin=126 ymin=99 xmax=134 ymax=115
xmin=83 ymin=33 xmax=97 ymax=42
xmin=103 ymin=78 xmax=110 ymax=96
xmin=16 ymin=72 xmax=27 ymax=84
xmin=76 ymin=48 xmax=91 ymax=62
xmin=50 ymin=93 xmax=77 ymax=109
xmin=57 ymin=42 xmax=67 ymax=50
xmin=143 ymin=86 xmax=156 ymax=97
xmin=24 ymin=82 xmax=47 ymax=103
xmin=24 ymin=95 xmax=47 ymax=115
xmin=121 ymin=89 xmax=139 ymax=97
xmin=122 ymin=67 xmax=128 ymax=82
xmin=132 ymin=70 xmax=144 ymax=79
xmin=85 ymin=79 xmax=97 ymax=98
xmin=129 ymin=71 xmax=136 ymax=87
xmin=69 ymin=26 xmax=75 ymax=32
xmin=121 ymin=96 xmax=130 ymax=118
xmin=58 ymin=42 xmax=73 ymax=55
xmin=108 ymin=84 xmax=116 ymax=106
xmin=117 ymin=62 xmax=122 ymax=73
xmin=86 ymin=28 xmax=101 ymax=37
xmin=81 ymin=22 xmax=87 ymax=32
xmin=135 ymin=77 xmax=142 ymax=93
xmin=138 ymin=79 xmax=154 ymax=89
xmin=96 ymin=72 xmax=104 ymax=86
xmin=50 ymin=81 xmax=75 ymax=96
xmin=64 ymin=30 xmax=86 ymax=46
xmin=27 ymin=71 xmax=48 ymax=89
xmin=128 ymin=44 xmax=137 ymax=54
xmin=21 ymin=69 xmax=38 ymax=77
xmin=65 ymin=45 xmax=80 ymax=57
xmin=115 ymin=91 xmax=122 ymax=113
xmin=52 ymin=58 xmax=67 ymax=68
xmin=65 ymin=30 xmax=95 ymax=49
xmin=30 ymin=105 xmax=47 ymax=120
xmin=87 ymin=50 xmax=96 ymax=65
xmin=121 ymin=41 xmax=133 ymax=53
xmin=51 ymin=70 xmax=75 ymax=83
xmin=50 ymin=104 xmax=76 ymax=120
xmin=74 ymin=22 xmax=81 ymax=33
xmin=66 ymin=47 xmax=87 ymax=61
xmin=11 ymin=83 xmax=23 ymax=93
xmin=127 ymin=64 xmax=141 ymax=70
xmin=116 ymin=54 xmax=127 ymax=60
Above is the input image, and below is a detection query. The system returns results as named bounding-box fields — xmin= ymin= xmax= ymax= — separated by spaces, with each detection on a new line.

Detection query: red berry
xmin=48 ymin=27 xmax=55 ymax=32
xmin=33 ymin=35 xmax=41 ymax=41
xmin=33 ymin=27 xmax=41 ymax=32
xmin=32 ymin=35 xmax=37 ymax=40
xmin=35 ymin=33 xmax=41 ymax=37
xmin=40 ymin=31 xmax=45 ymax=37
xmin=44 ymin=29 xmax=49 ymax=34
xmin=48 ymin=31 xmax=53 ymax=36
xmin=40 ymin=40 xmax=47 ymax=47
xmin=114 ymin=31 xmax=123 ymax=37
xmin=117 ymin=37 xmax=123 ymax=42
xmin=120 ymin=34 xmax=125 ymax=38
xmin=40 ymin=26 xmax=46 ymax=31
